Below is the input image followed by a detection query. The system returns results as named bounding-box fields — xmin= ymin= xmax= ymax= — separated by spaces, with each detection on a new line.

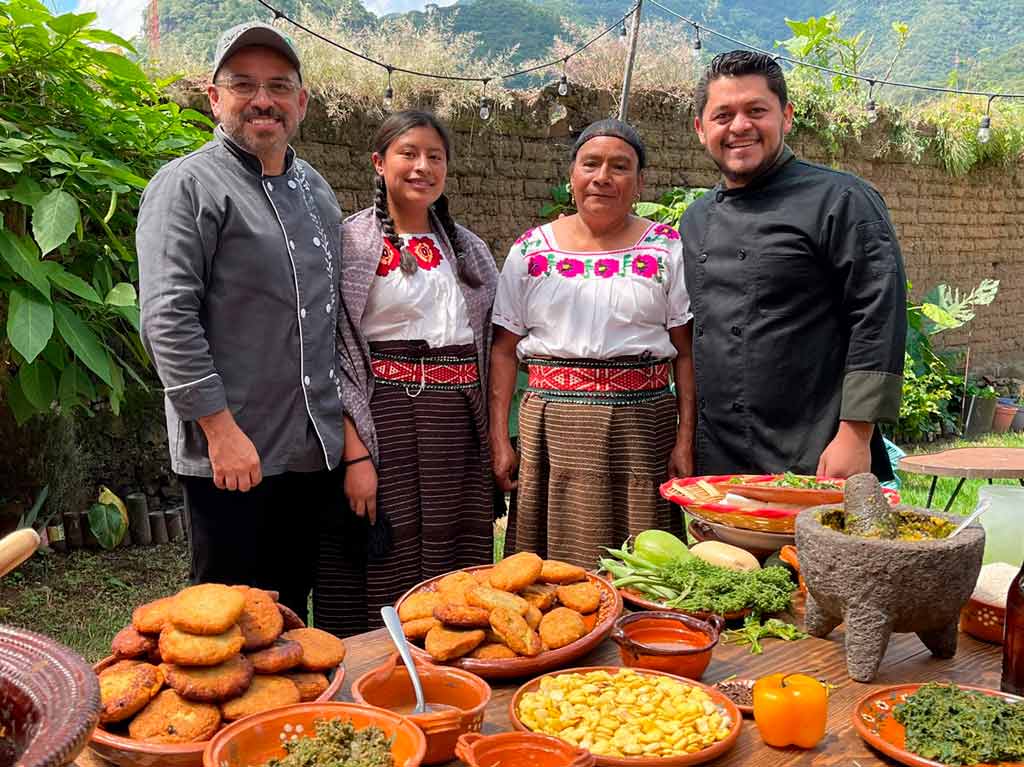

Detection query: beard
xmin=219 ymin=106 xmax=295 ymax=157
xmin=712 ymin=141 xmax=785 ymax=187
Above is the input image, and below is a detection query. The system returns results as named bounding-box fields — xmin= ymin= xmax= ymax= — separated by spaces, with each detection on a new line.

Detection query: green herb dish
xmin=767 ymin=472 xmax=842 ymax=490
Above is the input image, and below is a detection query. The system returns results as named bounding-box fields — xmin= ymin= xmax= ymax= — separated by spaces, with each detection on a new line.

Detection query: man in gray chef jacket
xmin=680 ymin=51 xmax=907 ymax=481
xmin=137 ymin=22 xmax=344 ymax=617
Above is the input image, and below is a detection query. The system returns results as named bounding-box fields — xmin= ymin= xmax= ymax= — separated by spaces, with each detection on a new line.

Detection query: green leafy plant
xmin=892 ymin=354 xmax=960 ymax=444
xmin=634 ymin=188 xmax=708 ymax=229
xmin=15 ymin=484 xmax=57 ymax=532
xmin=539 ymin=182 xmax=574 ymax=220
xmin=0 ymin=0 xmax=212 ymax=423
xmin=86 ymin=502 xmax=127 ymax=550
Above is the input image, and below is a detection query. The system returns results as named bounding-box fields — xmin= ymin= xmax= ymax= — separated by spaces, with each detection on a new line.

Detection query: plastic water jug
xmin=975 ymin=485 xmax=1024 ymax=566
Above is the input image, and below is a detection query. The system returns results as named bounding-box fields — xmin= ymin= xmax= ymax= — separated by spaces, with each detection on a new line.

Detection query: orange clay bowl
xmin=509 ymin=666 xmax=742 ymax=767
xmin=203 ymin=701 xmax=426 ymax=767
xmin=394 ymin=566 xmax=623 ymax=680
xmin=456 ymin=731 xmax=595 ymax=767
xmin=87 ymin=656 xmax=345 ymax=767
xmin=960 ymin=595 xmax=1007 ymax=644
xmin=352 ymin=652 xmax=491 ymax=765
xmin=610 ymin=612 xmax=725 ymax=681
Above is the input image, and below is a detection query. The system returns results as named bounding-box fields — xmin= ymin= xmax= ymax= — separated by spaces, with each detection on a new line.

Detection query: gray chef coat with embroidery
xmin=137 ymin=126 xmax=344 ymax=477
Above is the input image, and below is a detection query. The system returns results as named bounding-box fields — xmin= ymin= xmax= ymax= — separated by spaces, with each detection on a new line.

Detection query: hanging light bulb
xmin=382 ymin=68 xmax=394 ymax=111
xmin=558 ymin=58 xmax=569 ymax=97
xmin=619 ymin=21 xmax=629 ymax=46
xmin=691 ymin=26 xmax=702 ymax=59
xmin=977 ymin=114 xmax=991 ymax=144
xmin=865 ymin=98 xmax=878 ymax=123
xmin=479 ymin=99 xmax=491 ymax=121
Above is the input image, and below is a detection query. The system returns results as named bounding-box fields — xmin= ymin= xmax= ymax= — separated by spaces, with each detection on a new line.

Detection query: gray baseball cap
xmin=212 ymin=22 xmax=302 ymax=81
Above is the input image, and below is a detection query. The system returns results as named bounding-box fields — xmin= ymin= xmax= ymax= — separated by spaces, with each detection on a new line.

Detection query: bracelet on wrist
xmin=343 ymin=454 xmax=373 ymax=467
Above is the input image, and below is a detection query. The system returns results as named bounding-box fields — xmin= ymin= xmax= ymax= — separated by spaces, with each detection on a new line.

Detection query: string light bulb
xmin=864 ymin=81 xmax=878 ymax=123
xmin=978 ymin=95 xmax=996 ymax=144
xmin=479 ymin=79 xmax=491 ymax=121
xmin=619 ymin=21 xmax=628 ymax=46
xmin=383 ymin=68 xmax=394 ymax=111
xmin=691 ymin=25 xmax=702 ymax=58
xmin=558 ymin=58 xmax=569 ymax=96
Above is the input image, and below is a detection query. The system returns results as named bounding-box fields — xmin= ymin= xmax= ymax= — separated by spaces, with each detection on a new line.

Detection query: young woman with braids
xmin=317 ymin=110 xmax=498 ymax=636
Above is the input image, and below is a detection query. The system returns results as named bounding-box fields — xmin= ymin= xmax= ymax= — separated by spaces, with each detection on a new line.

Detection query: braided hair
xmin=371 ymin=110 xmax=480 ymax=286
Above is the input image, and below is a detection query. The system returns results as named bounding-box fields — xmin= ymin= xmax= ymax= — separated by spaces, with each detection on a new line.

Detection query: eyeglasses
xmin=215 ymin=78 xmax=301 ymax=99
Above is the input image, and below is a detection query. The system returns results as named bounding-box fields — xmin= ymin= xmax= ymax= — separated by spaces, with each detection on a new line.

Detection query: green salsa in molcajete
xmin=817 ymin=508 xmax=956 ymax=540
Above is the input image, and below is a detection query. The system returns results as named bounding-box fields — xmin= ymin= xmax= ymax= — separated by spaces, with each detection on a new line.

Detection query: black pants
xmin=181 ymin=469 xmax=343 ymax=620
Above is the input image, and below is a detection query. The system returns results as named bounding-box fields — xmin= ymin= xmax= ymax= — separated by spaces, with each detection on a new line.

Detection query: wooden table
xmin=899 ymin=447 xmax=1024 ymax=512
xmin=77 ymin=609 xmax=1004 ymax=767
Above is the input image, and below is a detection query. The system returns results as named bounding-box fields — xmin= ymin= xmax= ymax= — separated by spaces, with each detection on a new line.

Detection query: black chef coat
xmin=680 ymin=146 xmax=906 ymax=479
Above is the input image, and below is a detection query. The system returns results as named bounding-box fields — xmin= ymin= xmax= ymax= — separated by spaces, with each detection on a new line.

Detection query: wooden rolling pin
xmin=0 ymin=528 xmax=41 ymax=578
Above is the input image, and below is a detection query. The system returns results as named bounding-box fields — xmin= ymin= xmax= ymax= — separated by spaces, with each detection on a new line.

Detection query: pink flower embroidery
xmin=632 ymin=253 xmax=659 ymax=279
xmin=654 ymin=224 xmax=680 ymax=240
xmin=514 ymin=228 xmax=534 ymax=245
xmin=594 ymin=258 xmax=620 ymax=278
xmin=556 ymin=257 xmax=585 ymax=278
xmin=527 ymin=254 xmax=550 ymax=277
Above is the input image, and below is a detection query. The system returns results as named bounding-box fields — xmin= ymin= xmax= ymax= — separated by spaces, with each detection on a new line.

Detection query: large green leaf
xmin=7 ymin=287 xmax=54 ymax=363
xmin=0 ymin=160 xmax=24 ymax=173
xmin=2 ymin=377 xmax=36 ymax=426
xmin=0 ymin=230 xmax=50 ymax=299
xmin=58 ymin=361 xmax=97 ymax=409
xmin=7 ymin=176 xmax=45 ymax=207
xmin=32 ymin=189 xmax=80 ymax=255
xmin=53 ymin=303 xmax=113 ymax=386
xmin=39 ymin=261 xmax=103 ymax=304
xmin=115 ymin=304 xmax=141 ymax=333
xmin=18 ymin=358 xmax=57 ymax=411
xmin=105 ymin=282 xmax=137 ymax=307
xmin=46 ymin=11 xmax=95 ymax=36
xmin=90 ymin=50 xmax=146 ymax=82
xmin=87 ymin=502 xmax=127 ymax=550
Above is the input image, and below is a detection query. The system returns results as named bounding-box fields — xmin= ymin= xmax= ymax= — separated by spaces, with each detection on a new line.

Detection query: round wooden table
xmin=898 ymin=447 xmax=1024 ymax=511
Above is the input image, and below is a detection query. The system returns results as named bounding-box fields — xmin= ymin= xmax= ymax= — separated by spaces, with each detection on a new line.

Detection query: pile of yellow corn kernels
xmin=516 ymin=668 xmax=733 ymax=758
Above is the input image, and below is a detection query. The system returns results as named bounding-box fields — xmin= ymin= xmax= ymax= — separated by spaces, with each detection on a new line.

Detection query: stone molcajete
xmin=795 ymin=473 xmax=984 ymax=683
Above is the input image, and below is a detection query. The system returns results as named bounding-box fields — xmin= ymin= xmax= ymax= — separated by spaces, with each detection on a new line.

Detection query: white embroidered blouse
xmin=492 ymin=221 xmax=693 ymax=360
xmin=361 ymin=232 xmax=475 ymax=348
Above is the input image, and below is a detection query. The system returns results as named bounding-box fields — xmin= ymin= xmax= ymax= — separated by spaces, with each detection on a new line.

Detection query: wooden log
xmin=149 ymin=509 xmax=169 ymax=545
xmin=164 ymin=507 xmax=185 ymax=542
xmin=62 ymin=510 xmax=84 ymax=549
xmin=126 ymin=492 xmax=151 ymax=546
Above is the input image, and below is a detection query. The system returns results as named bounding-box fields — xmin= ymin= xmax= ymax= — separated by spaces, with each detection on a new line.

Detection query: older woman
xmin=490 ymin=119 xmax=695 ymax=567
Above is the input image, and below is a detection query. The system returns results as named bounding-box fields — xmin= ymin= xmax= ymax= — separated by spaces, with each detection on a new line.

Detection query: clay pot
xmin=610 ymin=612 xmax=723 ymax=680
xmin=993 ymin=403 xmax=1018 ymax=433
xmin=963 ymin=395 xmax=997 ymax=437
xmin=351 ymin=653 xmax=490 ymax=765
xmin=455 ymin=731 xmax=595 ymax=767
xmin=202 ymin=702 xmax=425 ymax=767
xmin=1011 ymin=406 xmax=1024 ymax=433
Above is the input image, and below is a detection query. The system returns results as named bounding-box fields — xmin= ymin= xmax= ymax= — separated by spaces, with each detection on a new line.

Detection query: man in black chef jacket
xmin=680 ymin=50 xmax=906 ymax=480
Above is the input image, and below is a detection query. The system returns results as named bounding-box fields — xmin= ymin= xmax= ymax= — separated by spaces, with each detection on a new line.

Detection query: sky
xmin=46 ymin=0 xmax=458 ymax=42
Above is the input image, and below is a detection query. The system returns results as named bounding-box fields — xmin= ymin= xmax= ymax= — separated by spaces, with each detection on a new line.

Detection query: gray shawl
xmin=336 ymin=207 xmax=499 ymax=464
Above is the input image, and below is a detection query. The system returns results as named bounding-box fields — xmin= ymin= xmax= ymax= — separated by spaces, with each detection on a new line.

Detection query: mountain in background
xmin=148 ymin=0 xmax=1023 ymax=92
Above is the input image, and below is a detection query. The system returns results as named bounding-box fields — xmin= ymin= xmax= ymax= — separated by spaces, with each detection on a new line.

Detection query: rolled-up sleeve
xmin=820 ymin=184 xmax=907 ymax=424
xmin=137 ymin=166 xmax=227 ymax=421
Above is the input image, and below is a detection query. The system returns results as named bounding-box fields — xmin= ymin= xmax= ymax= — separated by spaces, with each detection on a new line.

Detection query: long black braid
xmin=373 ymin=175 xmax=416 ymax=275
xmin=432 ymin=193 xmax=481 ymax=287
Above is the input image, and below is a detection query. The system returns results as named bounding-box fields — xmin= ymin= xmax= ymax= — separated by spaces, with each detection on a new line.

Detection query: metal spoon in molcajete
xmin=380 ymin=605 xmax=437 ymax=714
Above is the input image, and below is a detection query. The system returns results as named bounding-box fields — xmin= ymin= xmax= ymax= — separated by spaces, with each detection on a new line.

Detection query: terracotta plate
xmin=88 ymin=657 xmax=345 ymax=767
xmin=852 ymin=683 xmax=1024 ymax=767
xmin=711 ymin=679 xmax=754 ymax=716
xmin=617 ymin=586 xmax=751 ymax=622
xmin=394 ymin=566 xmax=623 ymax=680
xmin=510 ymin=666 xmax=742 ymax=766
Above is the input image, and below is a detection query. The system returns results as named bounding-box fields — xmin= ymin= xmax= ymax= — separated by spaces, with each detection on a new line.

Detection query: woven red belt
xmin=371 ymin=354 xmax=479 ymax=388
xmin=527 ymin=360 xmax=671 ymax=393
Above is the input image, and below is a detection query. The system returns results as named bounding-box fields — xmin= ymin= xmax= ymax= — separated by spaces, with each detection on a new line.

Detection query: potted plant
xmin=963 ymin=381 xmax=998 ymax=437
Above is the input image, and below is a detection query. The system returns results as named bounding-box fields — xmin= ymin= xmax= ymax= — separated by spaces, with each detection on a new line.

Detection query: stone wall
xmin=294 ymin=86 xmax=1024 ymax=375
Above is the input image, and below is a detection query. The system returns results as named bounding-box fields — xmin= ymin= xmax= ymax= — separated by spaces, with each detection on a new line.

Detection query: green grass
xmin=0 ymin=543 xmax=189 ymax=663
xmin=896 ymin=432 xmax=1024 ymax=516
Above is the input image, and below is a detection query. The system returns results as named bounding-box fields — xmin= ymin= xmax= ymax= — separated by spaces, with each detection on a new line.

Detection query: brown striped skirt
xmin=313 ymin=340 xmax=494 ymax=638
xmin=505 ymin=389 xmax=681 ymax=570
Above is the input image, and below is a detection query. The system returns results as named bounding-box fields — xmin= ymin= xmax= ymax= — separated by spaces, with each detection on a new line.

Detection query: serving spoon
xmin=380 ymin=605 xmax=434 ymax=714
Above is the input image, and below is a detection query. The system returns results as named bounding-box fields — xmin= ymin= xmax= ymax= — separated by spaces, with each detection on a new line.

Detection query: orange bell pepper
xmin=753 ymin=673 xmax=828 ymax=748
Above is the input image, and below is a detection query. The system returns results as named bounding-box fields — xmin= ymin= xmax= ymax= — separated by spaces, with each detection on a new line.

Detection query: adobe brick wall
xmin=292 ymin=87 xmax=1024 ymax=376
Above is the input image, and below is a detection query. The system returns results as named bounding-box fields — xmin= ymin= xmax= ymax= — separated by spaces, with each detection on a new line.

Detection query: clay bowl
xmin=510 ymin=666 xmax=742 ymax=767
xmin=456 ymin=731 xmax=595 ymax=767
xmin=960 ymin=596 xmax=1006 ymax=644
xmin=686 ymin=518 xmax=793 ymax=559
xmin=203 ymin=701 xmax=426 ymax=767
xmin=610 ymin=612 xmax=724 ymax=681
xmin=351 ymin=652 xmax=491 ymax=765
xmin=394 ymin=566 xmax=623 ymax=680
xmin=0 ymin=625 xmax=101 ymax=767
xmin=88 ymin=656 xmax=344 ymax=767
